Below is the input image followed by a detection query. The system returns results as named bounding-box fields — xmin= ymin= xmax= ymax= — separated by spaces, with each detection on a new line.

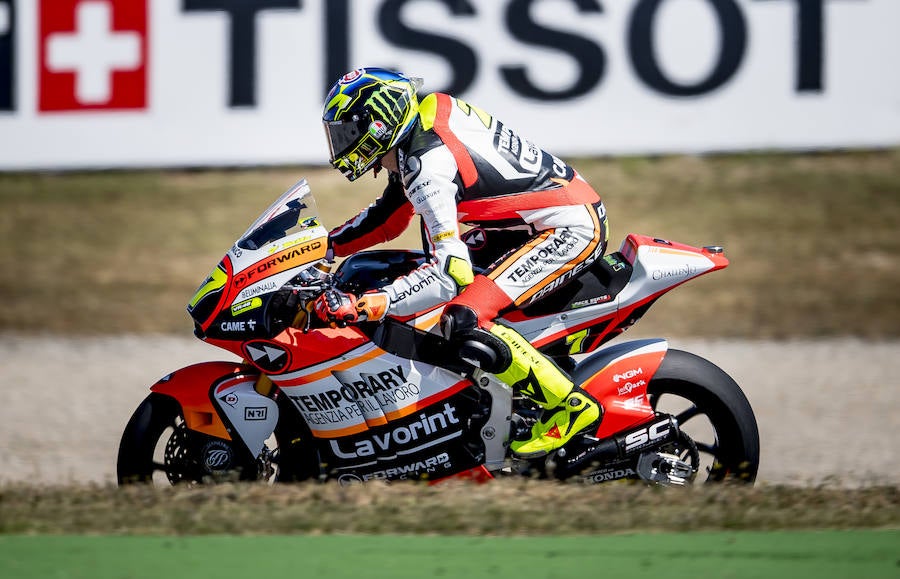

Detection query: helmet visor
xmin=324 ymin=115 xmax=370 ymax=161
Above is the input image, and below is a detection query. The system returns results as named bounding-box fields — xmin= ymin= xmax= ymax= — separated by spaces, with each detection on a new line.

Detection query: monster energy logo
xmin=366 ymin=86 xmax=406 ymax=124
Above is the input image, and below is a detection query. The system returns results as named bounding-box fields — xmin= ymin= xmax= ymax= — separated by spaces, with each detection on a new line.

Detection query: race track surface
xmin=1 ymin=335 xmax=897 ymax=487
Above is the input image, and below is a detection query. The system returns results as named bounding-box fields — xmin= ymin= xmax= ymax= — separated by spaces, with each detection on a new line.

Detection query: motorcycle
xmin=117 ymin=178 xmax=759 ymax=486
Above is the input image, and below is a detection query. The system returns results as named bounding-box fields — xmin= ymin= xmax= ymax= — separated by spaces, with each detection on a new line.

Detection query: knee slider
xmin=441 ymin=305 xmax=511 ymax=373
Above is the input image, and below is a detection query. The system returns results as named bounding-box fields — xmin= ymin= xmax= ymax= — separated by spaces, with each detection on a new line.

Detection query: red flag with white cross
xmin=39 ymin=0 xmax=147 ymax=112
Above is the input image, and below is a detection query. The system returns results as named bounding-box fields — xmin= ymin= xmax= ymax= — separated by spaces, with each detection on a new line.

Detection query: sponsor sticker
xmin=231 ymin=297 xmax=263 ymax=316
xmin=244 ymin=407 xmax=267 ymax=421
xmin=340 ymin=69 xmax=362 ymax=84
xmin=431 ymin=230 xmax=455 ymax=243
xmin=368 ymin=119 xmax=389 ymax=138
xmin=613 ymin=368 xmax=643 ymax=383
xmin=329 ymin=403 xmax=462 ymax=459
xmin=243 ymin=340 xmax=291 ymax=374
xmin=201 ymin=440 xmax=233 ymax=473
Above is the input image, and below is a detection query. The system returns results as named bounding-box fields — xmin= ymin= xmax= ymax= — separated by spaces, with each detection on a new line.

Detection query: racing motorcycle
xmin=117 ymin=179 xmax=759 ymax=486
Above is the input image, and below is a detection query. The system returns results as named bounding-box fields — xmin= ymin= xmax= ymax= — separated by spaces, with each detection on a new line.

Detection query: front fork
xmin=149 ymin=362 xmax=280 ymax=478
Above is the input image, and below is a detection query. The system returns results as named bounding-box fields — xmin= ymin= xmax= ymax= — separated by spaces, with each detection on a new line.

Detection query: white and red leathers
xmin=330 ymin=92 xmax=608 ymax=322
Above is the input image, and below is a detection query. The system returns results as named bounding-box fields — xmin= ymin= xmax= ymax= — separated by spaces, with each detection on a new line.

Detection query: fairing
xmin=502 ymin=234 xmax=728 ymax=356
xmin=187 ymin=179 xmax=329 ymax=356
xmin=575 ymin=339 xmax=669 ymax=438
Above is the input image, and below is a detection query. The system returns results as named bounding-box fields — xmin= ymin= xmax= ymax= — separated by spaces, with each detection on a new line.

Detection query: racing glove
xmin=313 ymin=289 xmax=389 ymax=326
xmin=356 ymin=291 xmax=389 ymax=322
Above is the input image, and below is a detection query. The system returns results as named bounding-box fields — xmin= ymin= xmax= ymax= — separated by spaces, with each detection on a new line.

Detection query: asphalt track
xmin=1 ymin=335 xmax=897 ymax=487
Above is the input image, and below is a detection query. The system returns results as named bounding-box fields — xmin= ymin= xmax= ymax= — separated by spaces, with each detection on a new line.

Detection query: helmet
xmin=323 ymin=68 xmax=422 ymax=181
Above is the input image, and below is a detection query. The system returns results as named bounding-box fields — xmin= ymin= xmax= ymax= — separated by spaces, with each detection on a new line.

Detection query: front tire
xmin=117 ymin=394 xmax=181 ymax=484
xmin=117 ymin=393 xmax=268 ymax=485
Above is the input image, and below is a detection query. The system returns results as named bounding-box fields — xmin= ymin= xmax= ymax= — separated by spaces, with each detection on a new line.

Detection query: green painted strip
xmin=0 ymin=531 xmax=897 ymax=579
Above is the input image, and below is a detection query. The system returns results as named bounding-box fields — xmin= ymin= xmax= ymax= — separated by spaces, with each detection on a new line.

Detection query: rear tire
xmin=647 ymin=349 xmax=760 ymax=483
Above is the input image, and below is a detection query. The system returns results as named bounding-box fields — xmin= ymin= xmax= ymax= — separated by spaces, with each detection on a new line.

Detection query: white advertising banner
xmin=0 ymin=0 xmax=898 ymax=170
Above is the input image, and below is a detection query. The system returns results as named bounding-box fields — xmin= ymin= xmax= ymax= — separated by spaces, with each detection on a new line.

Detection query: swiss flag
xmin=1 ymin=0 xmax=14 ymax=111
xmin=39 ymin=0 xmax=147 ymax=112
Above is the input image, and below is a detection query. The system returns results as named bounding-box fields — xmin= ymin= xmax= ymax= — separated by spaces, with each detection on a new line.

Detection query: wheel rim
xmin=648 ymin=390 xmax=731 ymax=483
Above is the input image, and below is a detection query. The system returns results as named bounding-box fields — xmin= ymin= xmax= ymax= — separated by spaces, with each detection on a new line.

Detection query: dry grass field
xmin=2 ymin=481 xmax=897 ymax=535
xmin=1 ymin=150 xmax=898 ymax=337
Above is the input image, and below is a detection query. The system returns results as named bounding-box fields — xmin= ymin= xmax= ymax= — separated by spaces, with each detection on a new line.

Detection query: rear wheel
xmin=647 ymin=349 xmax=760 ymax=483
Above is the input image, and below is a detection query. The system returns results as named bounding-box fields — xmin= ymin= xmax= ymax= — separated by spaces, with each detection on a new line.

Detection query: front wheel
xmin=117 ymin=393 xmax=273 ymax=485
xmin=647 ymin=349 xmax=760 ymax=483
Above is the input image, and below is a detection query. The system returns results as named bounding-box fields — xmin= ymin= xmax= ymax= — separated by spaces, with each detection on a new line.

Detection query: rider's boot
xmin=487 ymin=324 xmax=602 ymax=459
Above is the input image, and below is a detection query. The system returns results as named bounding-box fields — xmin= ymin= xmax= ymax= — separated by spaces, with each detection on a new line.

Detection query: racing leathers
xmin=329 ymin=93 xmax=608 ymax=457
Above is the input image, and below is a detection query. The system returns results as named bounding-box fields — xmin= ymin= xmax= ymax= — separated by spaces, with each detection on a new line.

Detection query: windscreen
xmin=237 ymin=179 xmax=322 ymax=250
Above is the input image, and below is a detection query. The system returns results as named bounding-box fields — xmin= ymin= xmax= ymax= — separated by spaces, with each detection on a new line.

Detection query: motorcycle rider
xmin=314 ymin=68 xmax=608 ymax=458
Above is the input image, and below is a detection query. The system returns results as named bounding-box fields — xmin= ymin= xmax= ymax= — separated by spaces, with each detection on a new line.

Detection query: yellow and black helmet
xmin=323 ymin=68 xmax=422 ymax=181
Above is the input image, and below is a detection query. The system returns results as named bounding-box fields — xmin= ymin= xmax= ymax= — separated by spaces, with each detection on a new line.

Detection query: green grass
xmin=2 ymin=151 xmax=899 ymax=337
xmin=1 ymin=531 xmax=898 ymax=579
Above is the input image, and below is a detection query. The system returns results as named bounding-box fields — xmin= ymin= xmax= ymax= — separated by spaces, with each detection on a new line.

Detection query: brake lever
xmin=296 ymin=277 xmax=339 ymax=333
xmin=300 ymin=301 xmax=314 ymax=333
